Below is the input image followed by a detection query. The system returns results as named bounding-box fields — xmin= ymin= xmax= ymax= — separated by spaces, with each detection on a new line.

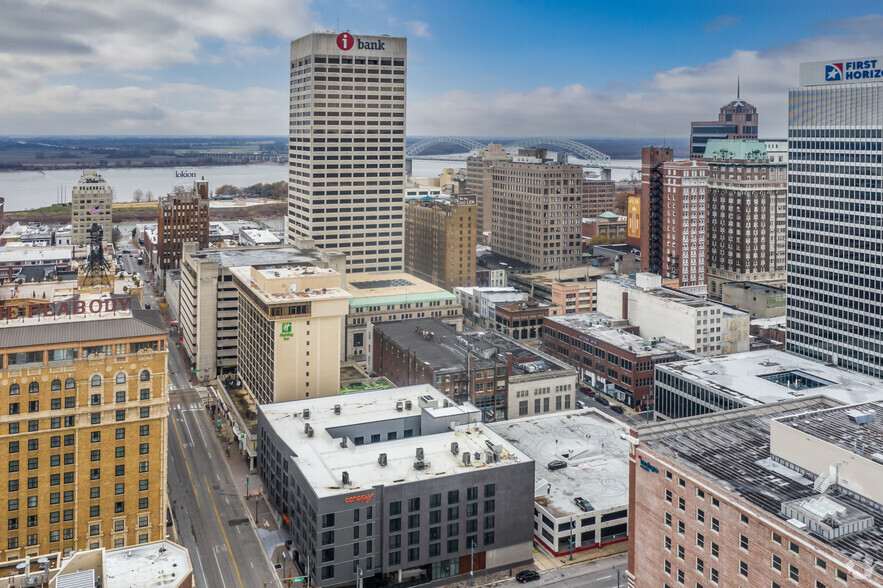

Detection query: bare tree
xmin=132 ymin=189 xmax=144 ymax=203
xmin=146 ymin=191 xmax=155 ymax=202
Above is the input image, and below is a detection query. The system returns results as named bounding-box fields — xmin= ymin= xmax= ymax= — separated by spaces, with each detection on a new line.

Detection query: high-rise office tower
xmin=404 ymin=195 xmax=477 ymax=291
xmin=640 ymin=148 xmax=708 ymax=293
xmin=787 ymin=56 xmax=883 ymax=377
xmin=466 ymin=143 xmax=511 ymax=237
xmin=491 ymin=161 xmax=583 ymax=271
xmin=156 ymin=183 xmax=210 ymax=273
xmin=288 ymin=32 xmax=407 ymax=273
xmin=689 ymin=83 xmax=759 ymax=160
xmin=704 ymin=139 xmax=787 ymax=298
xmin=71 ymin=170 xmax=113 ymax=245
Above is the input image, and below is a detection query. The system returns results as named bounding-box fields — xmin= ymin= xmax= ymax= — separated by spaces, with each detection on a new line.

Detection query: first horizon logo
xmin=826 ymin=63 xmax=842 ymax=81
xmin=826 ymin=59 xmax=882 ymax=81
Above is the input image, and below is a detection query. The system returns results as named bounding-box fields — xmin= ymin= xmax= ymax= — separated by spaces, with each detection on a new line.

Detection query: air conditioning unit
xmin=416 ymin=447 xmax=424 ymax=460
xmin=378 ymin=453 xmax=388 ymax=467
xmin=303 ymin=409 xmax=310 ymax=419
xmin=342 ymin=471 xmax=350 ymax=486
xmin=451 ymin=442 xmax=459 ymax=455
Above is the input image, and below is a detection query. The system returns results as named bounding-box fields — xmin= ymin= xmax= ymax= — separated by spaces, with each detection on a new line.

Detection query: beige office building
xmin=491 ymin=161 xmax=583 ymax=271
xmin=466 ymin=143 xmax=511 ymax=237
xmin=231 ymin=264 xmax=351 ymax=404
xmin=287 ymin=32 xmax=407 ymax=273
xmin=404 ymin=195 xmax=477 ymax=292
xmin=71 ymin=170 xmax=113 ymax=245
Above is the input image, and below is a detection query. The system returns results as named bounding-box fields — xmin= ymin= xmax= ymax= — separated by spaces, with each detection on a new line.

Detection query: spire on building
xmin=737 ymin=76 xmax=740 ymax=99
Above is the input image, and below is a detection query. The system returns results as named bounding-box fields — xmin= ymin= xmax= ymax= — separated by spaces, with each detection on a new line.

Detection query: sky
xmin=1 ymin=0 xmax=882 ymax=137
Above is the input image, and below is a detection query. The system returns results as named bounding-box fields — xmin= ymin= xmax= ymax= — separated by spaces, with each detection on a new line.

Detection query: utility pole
xmin=356 ymin=563 xmax=364 ymax=588
xmin=613 ymin=563 xmax=620 ymax=588
xmin=470 ymin=539 xmax=475 ymax=586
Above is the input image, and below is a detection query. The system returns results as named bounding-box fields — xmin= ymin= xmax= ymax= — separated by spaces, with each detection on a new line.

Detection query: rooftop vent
xmin=334 ymin=404 xmax=341 ymax=415
xmin=378 ymin=453 xmax=387 ymax=467
xmin=342 ymin=471 xmax=350 ymax=486
xmin=340 ymin=437 xmax=348 ymax=448
xmin=846 ymin=409 xmax=875 ymax=425
xmin=304 ymin=424 xmax=314 ymax=438
xmin=462 ymin=452 xmax=471 ymax=466
xmin=416 ymin=447 xmax=424 ymax=460
xmin=405 ymin=400 xmax=412 ymax=411
xmin=451 ymin=442 xmax=459 ymax=455
xmin=396 ymin=401 xmax=403 ymax=412
xmin=303 ymin=409 xmax=310 ymax=419
xmin=413 ymin=460 xmax=429 ymax=471
xmin=474 ymin=452 xmax=481 ymax=461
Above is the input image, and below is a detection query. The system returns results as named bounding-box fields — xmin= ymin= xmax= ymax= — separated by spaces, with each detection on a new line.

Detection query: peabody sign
xmin=2 ymin=297 xmax=132 ymax=321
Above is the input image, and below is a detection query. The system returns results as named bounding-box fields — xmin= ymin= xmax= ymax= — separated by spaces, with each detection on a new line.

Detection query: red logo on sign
xmin=336 ymin=32 xmax=354 ymax=51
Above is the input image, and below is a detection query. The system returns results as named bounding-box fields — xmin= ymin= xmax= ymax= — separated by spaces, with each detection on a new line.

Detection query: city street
xmin=493 ymin=554 xmax=627 ymax=588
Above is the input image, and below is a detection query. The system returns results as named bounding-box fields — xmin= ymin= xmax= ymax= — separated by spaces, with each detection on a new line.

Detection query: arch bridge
xmin=406 ymin=136 xmax=611 ymax=168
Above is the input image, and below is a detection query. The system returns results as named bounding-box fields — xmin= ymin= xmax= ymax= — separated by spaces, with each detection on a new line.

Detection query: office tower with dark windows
xmin=288 ymin=33 xmax=407 ymax=273
xmin=689 ymin=86 xmax=759 ymax=160
xmin=787 ymin=57 xmax=883 ymax=377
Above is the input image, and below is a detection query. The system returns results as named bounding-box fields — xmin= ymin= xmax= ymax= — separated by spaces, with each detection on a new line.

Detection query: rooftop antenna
xmin=737 ymin=76 xmax=740 ymax=99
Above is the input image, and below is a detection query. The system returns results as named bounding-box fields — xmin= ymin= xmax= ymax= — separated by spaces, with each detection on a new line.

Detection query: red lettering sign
xmin=0 ymin=297 xmax=134 ymax=321
xmin=344 ymin=492 xmax=375 ymax=505
xmin=336 ymin=32 xmax=353 ymax=51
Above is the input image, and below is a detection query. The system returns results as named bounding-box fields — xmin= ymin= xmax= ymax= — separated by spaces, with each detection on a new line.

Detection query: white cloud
xmin=409 ymin=16 xmax=883 ymax=138
xmin=704 ymin=14 xmax=741 ymax=34
xmin=403 ymin=20 xmax=431 ymax=38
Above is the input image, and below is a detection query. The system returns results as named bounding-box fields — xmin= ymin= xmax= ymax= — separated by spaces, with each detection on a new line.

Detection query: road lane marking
xmin=212 ymin=545 xmax=230 ymax=588
xmin=205 ymin=473 xmax=245 ymax=588
xmin=171 ymin=413 xmax=200 ymax=509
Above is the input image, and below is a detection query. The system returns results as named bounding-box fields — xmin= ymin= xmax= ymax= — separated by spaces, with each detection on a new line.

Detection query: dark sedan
xmin=516 ymin=570 xmax=540 ymax=583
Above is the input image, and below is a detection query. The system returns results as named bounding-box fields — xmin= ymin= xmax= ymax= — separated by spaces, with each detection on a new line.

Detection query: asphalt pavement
xmin=493 ymin=553 xmax=627 ymax=588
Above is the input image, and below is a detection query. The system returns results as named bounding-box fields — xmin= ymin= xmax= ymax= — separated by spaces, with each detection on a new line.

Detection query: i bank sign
xmin=336 ymin=32 xmax=385 ymax=51
xmin=802 ymin=56 xmax=883 ymax=86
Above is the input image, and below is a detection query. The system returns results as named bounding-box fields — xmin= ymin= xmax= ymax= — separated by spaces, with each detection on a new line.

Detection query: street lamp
xmin=470 ymin=539 xmax=476 ymax=586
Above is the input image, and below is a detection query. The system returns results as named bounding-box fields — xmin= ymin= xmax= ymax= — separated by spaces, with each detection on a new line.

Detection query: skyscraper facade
xmin=71 ymin=170 xmax=113 ymax=245
xmin=288 ymin=32 xmax=407 ymax=273
xmin=404 ymin=195 xmax=477 ymax=291
xmin=786 ymin=56 xmax=883 ymax=377
xmin=466 ymin=143 xmax=511 ymax=237
xmin=640 ymin=148 xmax=708 ymax=293
xmin=491 ymin=161 xmax=583 ymax=271
xmin=689 ymin=89 xmax=759 ymax=160
xmin=704 ymin=139 xmax=787 ymax=298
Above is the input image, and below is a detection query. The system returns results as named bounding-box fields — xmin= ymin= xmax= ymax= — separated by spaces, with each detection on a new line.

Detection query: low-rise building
xmin=582 ymin=179 xmax=616 ymax=219
xmin=475 ymin=249 xmax=532 ymax=287
xmin=1 ymin=540 xmax=192 ymax=587
xmin=542 ymin=313 xmax=690 ymax=408
xmin=493 ymin=300 xmax=559 ymax=343
xmin=0 ymin=246 xmax=73 ymax=281
xmin=179 ymin=242 xmax=345 ymax=380
xmin=238 ymin=227 xmax=281 ymax=247
xmin=231 ymin=263 xmax=350 ymax=405
xmin=593 ymin=244 xmax=641 ymax=276
xmin=721 ymin=281 xmax=785 ymax=319
xmin=653 ymin=349 xmax=883 ymax=419
xmin=751 ymin=315 xmax=786 ymax=345
xmin=370 ymin=318 xmax=577 ymax=420
xmin=208 ymin=221 xmax=235 ymax=243
xmin=258 ymin=386 xmax=534 ymax=588
xmin=489 ymin=409 xmax=629 ymax=556
xmin=582 ymin=212 xmax=627 ymax=244
xmin=598 ymin=273 xmax=749 ymax=356
xmin=345 ymin=271 xmax=464 ymax=362
xmin=454 ymin=286 xmax=526 ymax=327
xmin=628 ymin=397 xmax=883 ymax=587
xmin=509 ymin=266 xmax=608 ymax=315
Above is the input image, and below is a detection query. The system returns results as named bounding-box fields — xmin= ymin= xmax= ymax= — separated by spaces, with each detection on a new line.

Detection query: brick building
xmin=628 ymin=398 xmax=883 ymax=588
xmin=491 ymin=161 xmax=583 ymax=271
xmin=404 ymin=195 xmax=476 ymax=291
xmin=689 ymin=92 xmax=759 ymax=160
xmin=582 ymin=179 xmax=616 ymax=218
xmin=704 ymin=139 xmax=786 ymax=298
xmin=466 ymin=143 xmax=511 ymax=236
xmin=640 ymin=148 xmax=708 ymax=294
xmin=541 ymin=313 xmax=688 ymax=409
xmin=493 ymin=300 xmax=558 ymax=343
xmin=156 ymin=185 xmax=209 ymax=273
xmin=370 ymin=318 xmax=576 ymax=420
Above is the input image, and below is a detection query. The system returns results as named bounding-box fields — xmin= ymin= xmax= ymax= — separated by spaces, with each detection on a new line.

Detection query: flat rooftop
xmin=260 ymin=386 xmax=531 ymax=499
xmin=103 ymin=541 xmax=192 ymax=588
xmin=476 ymin=250 xmax=533 ymax=272
xmin=547 ymin=313 xmax=689 ymax=356
xmin=346 ymin=271 xmax=457 ymax=308
xmin=776 ymin=402 xmax=883 ymax=459
xmin=489 ymin=410 xmax=630 ymax=516
xmin=658 ymin=350 xmax=883 ymax=406
xmin=0 ymin=247 xmax=72 ymax=262
xmin=511 ymin=266 xmax=607 ymax=286
xmin=376 ymin=318 xmax=572 ymax=376
xmin=604 ymin=276 xmax=721 ymax=309
xmin=188 ymin=244 xmax=332 ymax=268
xmin=724 ymin=281 xmax=786 ymax=295
xmin=229 ymin=265 xmax=350 ymax=304
xmin=751 ymin=316 xmax=786 ymax=329
xmin=638 ymin=397 xmax=883 ymax=578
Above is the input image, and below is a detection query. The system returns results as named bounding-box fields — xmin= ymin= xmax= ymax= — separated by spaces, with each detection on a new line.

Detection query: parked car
xmin=573 ymin=497 xmax=594 ymax=512
xmin=584 ymin=389 xmax=596 ymax=397
xmin=611 ymin=405 xmax=625 ymax=414
xmin=547 ymin=460 xmax=567 ymax=471
xmin=579 ymin=386 xmax=592 ymax=394
xmin=576 ymin=400 xmax=587 ymax=409
xmin=516 ymin=570 xmax=540 ymax=583
xmin=595 ymin=396 xmax=610 ymax=406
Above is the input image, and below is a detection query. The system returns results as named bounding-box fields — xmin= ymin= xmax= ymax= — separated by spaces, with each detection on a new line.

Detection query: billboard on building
xmin=627 ymin=196 xmax=640 ymax=239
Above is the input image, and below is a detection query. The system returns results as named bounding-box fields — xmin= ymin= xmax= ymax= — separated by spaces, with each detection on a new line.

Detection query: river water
xmin=0 ymin=156 xmax=641 ymax=212
xmin=0 ymin=163 xmax=287 ymax=211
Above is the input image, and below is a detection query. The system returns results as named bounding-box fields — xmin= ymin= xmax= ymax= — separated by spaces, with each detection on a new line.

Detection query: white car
xmin=576 ymin=400 xmax=587 ymax=409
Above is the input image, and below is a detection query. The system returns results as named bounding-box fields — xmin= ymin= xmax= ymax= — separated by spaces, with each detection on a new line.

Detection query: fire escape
xmin=648 ymin=163 xmax=664 ymax=274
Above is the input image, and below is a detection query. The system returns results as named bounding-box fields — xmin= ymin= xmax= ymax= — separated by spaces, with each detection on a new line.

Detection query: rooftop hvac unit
xmin=474 ymin=452 xmax=481 ymax=461
xmin=451 ymin=442 xmax=459 ymax=455
xmin=416 ymin=447 xmax=424 ymax=460
xmin=342 ymin=471 xmax=350 ymax=486
xmin=378 ymin=453 xmax=388 ymax=467
xmin=304 ymin=424 xmax=314 ymax=438
xmin=334 ymin=404 xmax=341 ymax=415
xmin=462 ymin=452 xmax=471 ymax=466
xmin=340 ymin=437 xmax=348 ymax=448
xmin=303 ymin=409 xmax=310 ymax=419
xmin=413 ymin=460 xmax=429 ymax=470
xmin=485 ymin=451 xmax=495 ymax=463
xmin=405 ymin=400 xmax=412 ymax=411
xmin=396 ymin=401 xmax=403 ymax=412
